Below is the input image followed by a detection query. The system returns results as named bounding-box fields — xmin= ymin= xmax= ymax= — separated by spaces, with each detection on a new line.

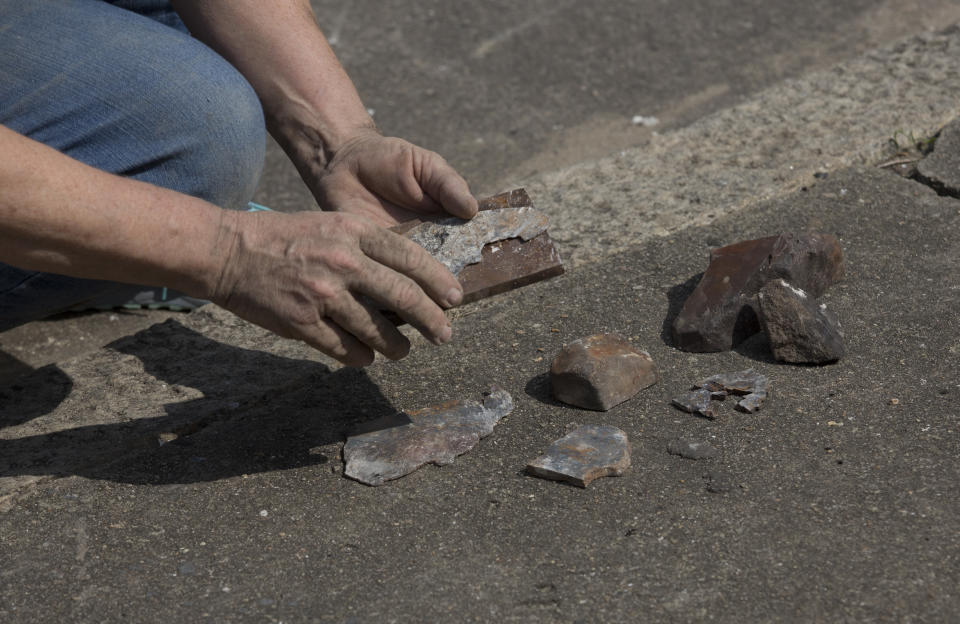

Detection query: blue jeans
xmin=0 ymin=0 xmax=267 ymax=330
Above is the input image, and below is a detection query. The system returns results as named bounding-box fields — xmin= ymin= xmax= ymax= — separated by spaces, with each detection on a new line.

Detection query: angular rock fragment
xmin=667 ymin=437 xmax=718 ymax=460
xmin=696 ymin=369 xmax=769 ymax=413
xmin=526 ymin=425 xmax=631 ymax=487
xmin=672 ymin=233 xmax=844 ymax=352
xmin=758 ymin=279 xmax=844 ymax=364
xmin=916 ymin=119 xmax=960 ymax=196
xmin=550 ymin=334 xmax=657 ymax=411
xmin=671 ymin=388 xmax=722 ymax=420
xmin=343 ymin=387 xmax=513 ymax=486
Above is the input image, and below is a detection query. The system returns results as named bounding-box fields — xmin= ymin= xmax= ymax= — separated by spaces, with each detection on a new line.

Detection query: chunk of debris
xmin=672 ymin=233 xmax=844 ymax=352
xmin=526 ymin=425 xmax=631 ymax=487
xmin=550 ymin=334 xmax=657 ymax=411
xmin=696 ymin=369 xmax=769 ymax=413
xmin=343 ymin=387 xmax=513 ymax=486
xmin=667 ymin=437 xmax=718 ymax=460
xmin=916 ymin=119 xmax=960 ymax=196
xmin=757 ymin=279 xmax=844 ymax=364
xmin=671 ymin=388 xmax=722 ymax=420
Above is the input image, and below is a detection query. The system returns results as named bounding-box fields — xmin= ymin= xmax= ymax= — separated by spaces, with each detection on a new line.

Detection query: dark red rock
xmin=526 ymin=425 xmax=631 ymax=487
xmin=672 ymin=233 xmax=844 ymax=352
xmin=550 ymin=334 xmax=657 ymax=411
xmin=758 ymin=279 xmax=844 ymax=364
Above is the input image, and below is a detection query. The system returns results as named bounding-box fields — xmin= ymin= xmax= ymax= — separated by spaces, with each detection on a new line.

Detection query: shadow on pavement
xmin=0 ymin=322 xmax=397 ymax=486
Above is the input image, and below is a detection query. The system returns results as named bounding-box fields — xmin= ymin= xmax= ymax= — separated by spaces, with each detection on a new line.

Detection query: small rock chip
xmin=550 ymin=334 xmax=657 ymax=411
xmin=666 ymin=438 xmax=718 ymax=460
xmin=343 ymin=387 xmax=513 ymax=486
xmin=696 ymin=369 xmax=769 ymax=413
xmin=671 ymin=388 xmax=721 ymax=420
xmin=704 ymin=471 xmax=735 ymax=493
xmin=757 ymin=279 xmax=844 ymax=364
xmin=526 ymin=425 xmax=631 ymax=487
xmin=672 ymin=232 xmax=844 ymax=352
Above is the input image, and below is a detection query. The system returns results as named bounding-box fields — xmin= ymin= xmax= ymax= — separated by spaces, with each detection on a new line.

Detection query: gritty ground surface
xmin=3 ymin=0 xmax=960 ymax=380
xmin=2 ymin=163 xmax=959 ymax=622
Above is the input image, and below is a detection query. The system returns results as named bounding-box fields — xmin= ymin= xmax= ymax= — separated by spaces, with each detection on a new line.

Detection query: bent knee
xmin=134 ymin=43 xmax=266 ymax=209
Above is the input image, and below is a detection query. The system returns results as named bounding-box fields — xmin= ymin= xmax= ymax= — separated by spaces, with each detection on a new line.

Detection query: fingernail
xmin=436 ymin=324 xmax=452 ymax=345
xmin=445 ymin=287 xmax=463 ymax=307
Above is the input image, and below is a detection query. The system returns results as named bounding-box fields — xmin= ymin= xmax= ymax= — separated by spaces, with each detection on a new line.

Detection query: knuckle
xmin=322 ymin=248 xmax=361 ymax=275
xmin=391 ymin=279 xmax=424 ymax=312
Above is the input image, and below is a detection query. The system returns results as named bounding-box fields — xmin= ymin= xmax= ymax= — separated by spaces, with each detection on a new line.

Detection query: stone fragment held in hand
xmin=526 ymin=425 xmax=631 ymax=487
xmin=757 ymin=279 xmax=844 ymax=364
xmin=672 ymin=232 xmax=844 ymax=352
xmin=550 ymin=334 xmax=657 ymax=411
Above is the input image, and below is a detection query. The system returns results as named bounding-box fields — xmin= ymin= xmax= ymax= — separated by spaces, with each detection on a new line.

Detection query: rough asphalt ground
xmin=2 ymin=161 xmax=959 ymax=621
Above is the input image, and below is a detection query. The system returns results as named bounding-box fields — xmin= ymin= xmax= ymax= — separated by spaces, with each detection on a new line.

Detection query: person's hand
xmin=210 ymin=209 xmax=463 ymax=366
xmin=306 ymin=128 xmax=479 ymax=227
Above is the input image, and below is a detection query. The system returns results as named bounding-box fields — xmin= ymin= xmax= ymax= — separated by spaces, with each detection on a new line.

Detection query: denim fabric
xmin=0 ymin=0 xmax=267 ymax=330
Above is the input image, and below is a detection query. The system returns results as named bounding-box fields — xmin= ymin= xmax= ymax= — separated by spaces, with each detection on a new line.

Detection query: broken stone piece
xmin=671 ymin=388 xmax=722 ymax=420
xmin=672 ymin=232 xmax=844 ymax=352
xmin=666 ymin=437 xmax=718 ymax=460
xmin=526 ymin=425 xmax=631 ymax=487
xmin=758 ymin=279 xmax=844 ymax=364
xmin=403 ymin=205 xmax=549 ymax=276
xmin=343 ymin=387 xmax=513 ymax=486
xmin=696 ymin=369 xmax=769 ymax=413
xmin=550 ymin=334 xmax=657 ymax=411
xmin=916 ymin=119 xmax=960 ymax=196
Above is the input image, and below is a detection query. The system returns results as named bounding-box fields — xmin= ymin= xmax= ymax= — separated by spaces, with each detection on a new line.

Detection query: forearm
xmin=171 ymin=0 xmax=374 ymax=165
xmin=0 ymin=125 xmax=235 ymax=297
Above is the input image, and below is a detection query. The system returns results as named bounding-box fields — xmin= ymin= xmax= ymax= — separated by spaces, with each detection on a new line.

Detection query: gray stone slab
xmin=526 ymin=425 xmax=631 ymax=488
xmin=343 ymin=387 xmax=512 ymax=486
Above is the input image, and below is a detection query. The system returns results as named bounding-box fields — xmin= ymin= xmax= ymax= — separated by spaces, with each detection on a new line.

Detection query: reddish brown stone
xmin=550 ymin=334 xmax=657 ymax=411
xmin=672 ymin=233 xmax=844 ymax=352
xmin=758 ymin=279 xmax=844 ymax=364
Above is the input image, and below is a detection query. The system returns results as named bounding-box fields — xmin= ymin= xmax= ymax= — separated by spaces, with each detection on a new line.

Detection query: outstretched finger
xmin=296 ymin=316 xmax=376 ymax=367
xmin=351 ymin=254 xmax=452 ymax=346
xmin=358 ymin=225 xmax=463 ymax=309
xmin=328 ymin=293 xmax=412 ymax=361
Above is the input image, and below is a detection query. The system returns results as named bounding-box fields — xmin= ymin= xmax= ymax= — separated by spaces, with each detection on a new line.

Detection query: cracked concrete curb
xmin=515 ymin=24 xmax=960 ymax=268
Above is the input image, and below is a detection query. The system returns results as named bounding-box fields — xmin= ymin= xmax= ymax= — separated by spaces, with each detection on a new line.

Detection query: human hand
xmin=210 ymin=209 xmax=462 ymax=366
xmin=306 ymin=128 xmax=479 ymax=227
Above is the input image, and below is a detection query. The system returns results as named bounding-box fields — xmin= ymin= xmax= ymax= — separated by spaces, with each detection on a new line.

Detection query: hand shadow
xmin=0 ymin=320 xmax=397 ymax=486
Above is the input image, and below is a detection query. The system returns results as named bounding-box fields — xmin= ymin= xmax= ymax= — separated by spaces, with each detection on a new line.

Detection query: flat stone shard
xmin=758 ymin=279 xmax=844 ymax=364
xmin=671 ymin=388 xmax=722 ymax=420
xmin=550 ymin=334 xmax=657 ymax=411
xmin=404 ymin=205 xmax=549 ymax=276
xmin=672 ymin=232 xmax=844 ymax=352
xmin=667 ymin=437 xmax=718 ymax=460
xmin=526 ymin=425 xmax=631 ymax=488
xmin=916 ymin=119 xmax=960 ymax=196
xmin=343 ymin=387 xmax=513 ymax=486
xmin=696 ymin=369 xmax=769 ymax=413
